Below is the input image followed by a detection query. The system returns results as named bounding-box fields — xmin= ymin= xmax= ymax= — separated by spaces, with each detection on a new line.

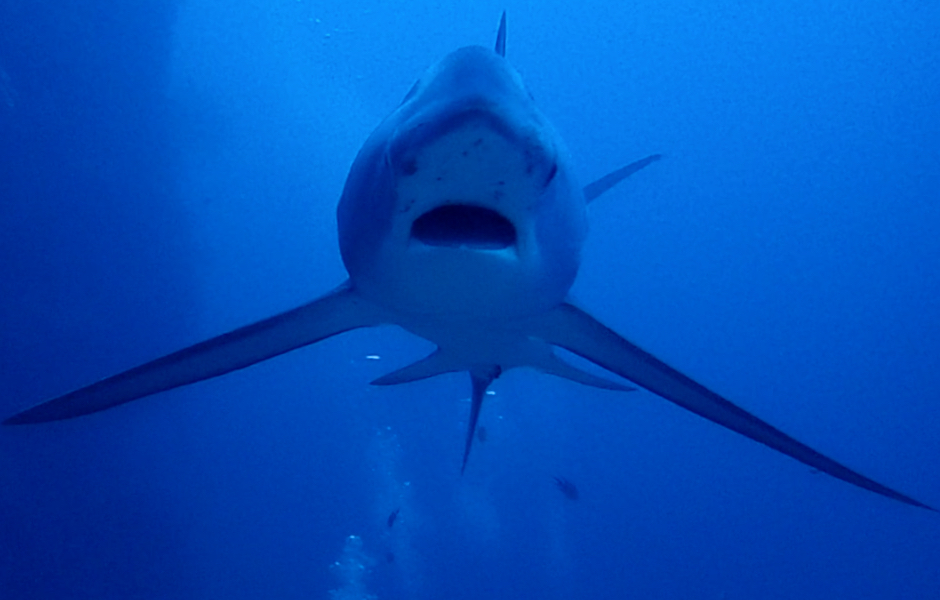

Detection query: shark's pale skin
xmin=5 ymin=15 xmax=933 ymax=510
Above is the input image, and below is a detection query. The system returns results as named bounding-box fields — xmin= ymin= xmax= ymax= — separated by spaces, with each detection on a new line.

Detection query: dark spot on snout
xmin=411 ymin=204 xmax=516 ymax=250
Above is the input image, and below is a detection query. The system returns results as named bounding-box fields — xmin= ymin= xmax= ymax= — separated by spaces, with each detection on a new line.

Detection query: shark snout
xmin=389 ymin=103 xmax=556 ymax=181
xmin=390 ymin=104 xmax=556 ymax=253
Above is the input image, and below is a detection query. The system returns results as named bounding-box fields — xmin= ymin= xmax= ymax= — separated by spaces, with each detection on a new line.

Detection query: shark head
xmin=337 ymin=44 xmax=586 ymax=320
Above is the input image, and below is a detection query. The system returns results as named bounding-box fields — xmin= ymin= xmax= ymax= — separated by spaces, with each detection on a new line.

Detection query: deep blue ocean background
xmin=2 ymin=1 xmax=939 ymax=598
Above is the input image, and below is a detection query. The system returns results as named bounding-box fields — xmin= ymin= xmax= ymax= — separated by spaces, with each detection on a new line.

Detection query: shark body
xmin=5 ymin=14 xmax=933 ymax=510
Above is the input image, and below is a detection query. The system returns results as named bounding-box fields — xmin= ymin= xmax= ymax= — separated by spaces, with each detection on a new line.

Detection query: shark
xmin=5 ymin=14 xmax=933 ymax=511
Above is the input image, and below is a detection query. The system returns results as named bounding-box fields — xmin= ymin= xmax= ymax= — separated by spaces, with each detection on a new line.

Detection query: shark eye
xmin=411 ymin=204 xmax=516 ymax=250
xmin=399 ymin=158 xmax=419 ymax=176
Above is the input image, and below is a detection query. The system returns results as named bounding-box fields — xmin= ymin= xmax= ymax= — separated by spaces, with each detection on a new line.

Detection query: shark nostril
xmin=544 ymin=162 xmax=558 ymax=187
xmin=411 ymin=204 xmax=516 ymax=249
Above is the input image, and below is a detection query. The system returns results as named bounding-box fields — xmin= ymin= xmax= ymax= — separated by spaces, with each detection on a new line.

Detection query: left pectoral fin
xmin=4 ymin=282 xmax=382 ymax=425
xmin=533 ymin=302 xmax=935 ymax=510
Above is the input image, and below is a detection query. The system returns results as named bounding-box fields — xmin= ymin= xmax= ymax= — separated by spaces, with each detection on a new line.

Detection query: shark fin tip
xmin=495 ymin=12 xmax=507 ymax=57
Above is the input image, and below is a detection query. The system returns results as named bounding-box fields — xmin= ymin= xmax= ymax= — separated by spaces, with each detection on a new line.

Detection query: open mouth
xmin=411 ymin=204 xmax=516 ymax=250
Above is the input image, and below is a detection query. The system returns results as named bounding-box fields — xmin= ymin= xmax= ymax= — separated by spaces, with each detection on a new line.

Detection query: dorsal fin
xmin=494 ymin=12 xmax=507 ymax=57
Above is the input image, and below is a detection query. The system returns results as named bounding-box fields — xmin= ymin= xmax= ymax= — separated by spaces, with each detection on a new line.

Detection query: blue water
xmin=2 ymin=1 xmax=938 ymax=598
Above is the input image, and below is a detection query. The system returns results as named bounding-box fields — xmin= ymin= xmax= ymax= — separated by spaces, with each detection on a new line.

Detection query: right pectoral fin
xmin=583 ymin=154 xmax=662 ymax=203
xmin=4 ymin=282 xmax=381 ymax=425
